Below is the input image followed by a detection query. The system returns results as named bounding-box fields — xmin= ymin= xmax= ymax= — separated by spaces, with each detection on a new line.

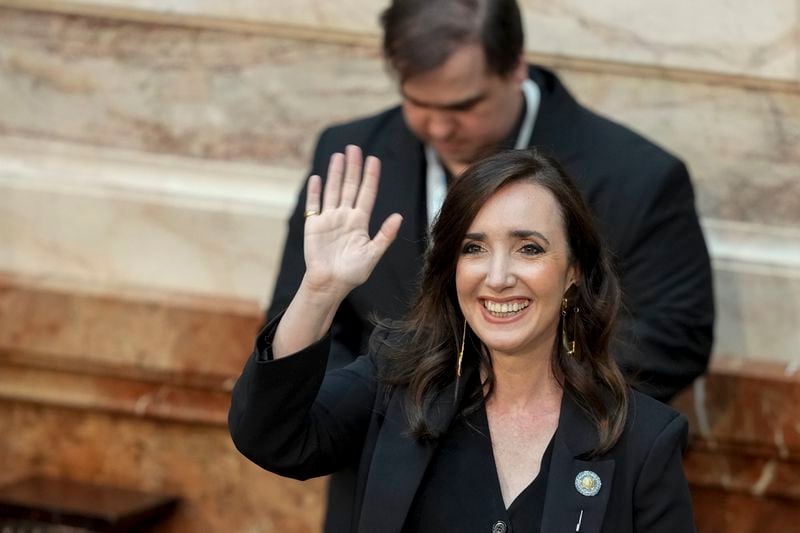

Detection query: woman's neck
xmin=485 ymin=350 xmax=562 ymax=412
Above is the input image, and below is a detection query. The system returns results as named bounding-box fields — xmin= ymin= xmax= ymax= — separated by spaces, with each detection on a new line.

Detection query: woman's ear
xmin=568 ymin=264 xmax=581 ymax=289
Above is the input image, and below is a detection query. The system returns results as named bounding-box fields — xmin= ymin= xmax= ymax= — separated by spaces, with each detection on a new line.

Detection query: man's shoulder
xmin=582 ymin=108 xmax=682 ymax=171
xmin=572 ymin=101 xmax=684 ymax=179
xmin=531 ymin=65 xmax=685 ymax=178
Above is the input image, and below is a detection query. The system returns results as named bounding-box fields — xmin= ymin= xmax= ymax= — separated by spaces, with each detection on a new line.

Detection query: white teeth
xmin=483 ymin=300 xmax=529 ymax=316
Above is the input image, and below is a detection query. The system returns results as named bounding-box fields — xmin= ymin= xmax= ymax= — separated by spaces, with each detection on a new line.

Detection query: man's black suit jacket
xmin=268 ymin=65 xmax=714 ymax=402
xmin=229 ymin=320 xmax=696 ymax=533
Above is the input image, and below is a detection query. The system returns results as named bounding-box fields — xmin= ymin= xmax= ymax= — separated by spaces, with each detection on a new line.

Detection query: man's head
xmin=381 ymin=0 xmax=527 ymax=173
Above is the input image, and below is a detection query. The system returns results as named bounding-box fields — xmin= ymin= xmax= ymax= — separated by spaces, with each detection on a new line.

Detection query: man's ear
xmin=512 ymin=54 xmax=528 ymax=83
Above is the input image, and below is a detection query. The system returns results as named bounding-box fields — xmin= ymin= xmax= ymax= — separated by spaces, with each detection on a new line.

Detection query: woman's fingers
xmin=305 ymin=147 xmax=402 ymax=286
xmin=371 ymin=213 xmax=404 ymax=257
xmin=305 ymin=174 xmax=322 ymax=216
xmin=322 ymin=152 xmax=344 ymax=210
xmin=355 ymin=155 xmax=380 ymax=216
xmin=340 ymin=145 xmax=363 ymax=207
xmin=316 ymin=149 xmax=392 ymax=251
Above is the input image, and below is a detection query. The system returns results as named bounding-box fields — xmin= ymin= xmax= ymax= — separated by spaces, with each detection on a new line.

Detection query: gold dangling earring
xmin=561 ymin=296 xmax=579 ymax=357
xmin=455 ymin=319 xmax=466 ymax=401
xmin=456 ymin=318 xmax=466 ymax=378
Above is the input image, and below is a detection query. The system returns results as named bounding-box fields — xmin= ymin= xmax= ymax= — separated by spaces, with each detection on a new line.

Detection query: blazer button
xmin=492 ymin=520 xmax=508 ymax=533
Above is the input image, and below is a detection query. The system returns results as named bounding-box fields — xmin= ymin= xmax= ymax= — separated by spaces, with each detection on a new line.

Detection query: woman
xmin=229 ymin=146 xmax=695 ymax=532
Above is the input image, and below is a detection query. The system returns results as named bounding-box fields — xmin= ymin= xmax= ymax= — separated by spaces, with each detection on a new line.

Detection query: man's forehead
xmin=399 ymin=85 xmax=489 ymax=110
xmin=398 ymin=44 xmax=495 ymax=101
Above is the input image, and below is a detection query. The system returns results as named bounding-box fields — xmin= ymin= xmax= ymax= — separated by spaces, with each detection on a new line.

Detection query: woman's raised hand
xmin=272 ymin=145 xmax=402 ymax=358
xmin=301 ymin=145 xmax=403 ymax=302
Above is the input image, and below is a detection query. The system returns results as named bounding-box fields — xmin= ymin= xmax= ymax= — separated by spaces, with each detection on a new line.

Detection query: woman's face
xmin=455 ymin=181 xmax=577 ymax=361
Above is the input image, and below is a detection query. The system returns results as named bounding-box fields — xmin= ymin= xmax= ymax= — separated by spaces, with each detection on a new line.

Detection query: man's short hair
xmin=380 ymin=0 xmax=524 ymax=81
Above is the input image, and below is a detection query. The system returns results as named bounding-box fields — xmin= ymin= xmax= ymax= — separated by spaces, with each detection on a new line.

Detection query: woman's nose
xmin=485 ymin=256 xmax=515 ymax=290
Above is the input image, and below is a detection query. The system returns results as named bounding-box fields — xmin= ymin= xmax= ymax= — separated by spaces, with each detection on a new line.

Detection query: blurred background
xmin=0 ymin=0 xmax=798 ymax=531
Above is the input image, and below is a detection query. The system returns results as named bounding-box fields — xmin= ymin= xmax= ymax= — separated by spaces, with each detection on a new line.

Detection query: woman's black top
xmin=402 ymin=390 xmax=554 ymax=533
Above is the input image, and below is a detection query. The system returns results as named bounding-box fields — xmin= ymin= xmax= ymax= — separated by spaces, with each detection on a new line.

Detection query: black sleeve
xmin=228 ymin=316 xmax=381 ymax=480
xmin=613 ymin=161 xmax=714 ymax=401
xmin=265 ymin=128 xmax=367 ymax=369
xmin=633 ymin=414 xmax=696 ymax=532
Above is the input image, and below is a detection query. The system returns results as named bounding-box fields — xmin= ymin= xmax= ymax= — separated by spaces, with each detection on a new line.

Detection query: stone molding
xmin=0 ymin=0 xmax=797 ymax=90
xmin=2 ymin=134 xmax=798 ymax=286
xmin=0 ymin=350 xmax=232 ymax=426
xmin=2 ymin=135 xmax=798 ymax=273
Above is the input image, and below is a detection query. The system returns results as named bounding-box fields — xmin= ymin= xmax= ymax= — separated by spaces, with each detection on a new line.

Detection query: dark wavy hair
xmin=381 ymin=149 xmax=628 ymax=455
xmin=380 ymin=0 xmax=524 ymax=80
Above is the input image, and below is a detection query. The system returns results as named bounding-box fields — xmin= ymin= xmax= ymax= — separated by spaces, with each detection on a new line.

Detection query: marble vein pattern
xmin=4 ymin=0 xmax=797 ymax=80
xmin=1 ymin=8 xmax=799 ymax=226
xmin=519 ymin=0 xmax=798 ymax=81
xmin=0 ymin=8 xmax=395 ymax=167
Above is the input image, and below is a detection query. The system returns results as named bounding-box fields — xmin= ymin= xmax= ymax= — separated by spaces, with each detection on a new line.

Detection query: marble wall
xmin=1 ymin=5 xmax=799 ymax=362
xmin=0 ymin=0 xmax=799 ymax=530
xmin=6 ymin=0 xmax=798 ymax=82
xmin=1 ymin=7 xmax=799 ymax=226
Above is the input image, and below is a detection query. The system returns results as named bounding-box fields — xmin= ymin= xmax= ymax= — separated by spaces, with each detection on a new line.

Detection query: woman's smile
xmin=481 ymin=298 xmax=531 ymax=319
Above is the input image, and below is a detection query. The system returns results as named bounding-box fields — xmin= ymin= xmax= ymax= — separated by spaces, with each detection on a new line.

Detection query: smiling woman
xmin=382 ymin=150 xmax=626 ymax=451
xmin=229 ymin=147 xmax=696 ymax=533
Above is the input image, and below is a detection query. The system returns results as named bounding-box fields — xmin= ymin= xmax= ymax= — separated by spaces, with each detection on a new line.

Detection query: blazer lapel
xmin=357 ymin=361 xmax=475 ymax=533
xmin=541 ymin=392 xmax=615 ymax=533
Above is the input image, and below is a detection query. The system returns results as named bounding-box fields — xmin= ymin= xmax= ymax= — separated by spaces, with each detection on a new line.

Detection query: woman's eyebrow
xmin=511 ymin=229 xmax=550 ymax=245
xmin=463 ymin=230 xmax=551 ymax=246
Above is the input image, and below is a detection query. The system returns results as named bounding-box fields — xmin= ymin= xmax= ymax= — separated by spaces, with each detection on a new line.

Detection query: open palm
xmin=302 ymin=145 xmax=403 ymax=300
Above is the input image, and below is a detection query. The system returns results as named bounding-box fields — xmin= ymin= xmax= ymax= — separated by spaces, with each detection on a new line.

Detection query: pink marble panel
xmin=685 ymin=446 xmax=800 ymax=500
xmin=0 ymin=273 xmax=262 ymax=377
xmin=674 ymin=358 xmax=800 ymax=457
xmin=0 ymin=400 xmax=326 ymax=532
xmin=691 ymin=488 xmax=800 ymax=532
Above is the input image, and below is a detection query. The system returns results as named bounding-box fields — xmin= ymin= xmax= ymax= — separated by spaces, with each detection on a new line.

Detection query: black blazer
xmin=229 ymin=322 xmax=696 ymax=533
xmin=267 ymin=66 xmax=714 ymax=403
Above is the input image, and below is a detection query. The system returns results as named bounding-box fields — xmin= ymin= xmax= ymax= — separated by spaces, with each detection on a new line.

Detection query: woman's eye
xmin=520 ymin=243 xmax=543 ymax=255
xmin=461 ymin=243 xmax=483 ymax=254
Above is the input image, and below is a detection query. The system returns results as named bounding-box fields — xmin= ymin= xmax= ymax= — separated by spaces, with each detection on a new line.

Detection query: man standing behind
xmin=268 ymin=0 xmax=713 ymax=404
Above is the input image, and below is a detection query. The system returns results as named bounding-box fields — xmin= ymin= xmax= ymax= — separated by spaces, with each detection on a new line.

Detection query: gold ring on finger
xmin=303 ymin=210 xmax=319 ymax=218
